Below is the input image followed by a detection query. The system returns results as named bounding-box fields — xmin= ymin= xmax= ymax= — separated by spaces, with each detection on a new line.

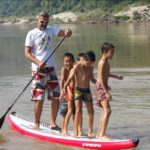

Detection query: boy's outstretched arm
xmin=109 ymin=74 xmax=123 ymax=80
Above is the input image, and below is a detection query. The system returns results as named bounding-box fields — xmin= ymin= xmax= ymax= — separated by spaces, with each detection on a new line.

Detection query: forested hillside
xmin=0 ymin=0 xmax=149 ymax=18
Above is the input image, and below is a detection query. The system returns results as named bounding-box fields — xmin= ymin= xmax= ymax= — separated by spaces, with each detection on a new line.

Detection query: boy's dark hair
xmin=101 ymin=42 xmax=115 ymax=53
xmin=77 ymin=52 xmax=85 ymax=61
xmin=64 ymin=52 xmax=75 ymax=62
xmin=84 ymin=51 xmax=96 ymax=62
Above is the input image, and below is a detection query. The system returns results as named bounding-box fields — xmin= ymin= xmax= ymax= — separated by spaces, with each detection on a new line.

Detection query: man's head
xmin=36 ymin=11 xmax=49 ymax=30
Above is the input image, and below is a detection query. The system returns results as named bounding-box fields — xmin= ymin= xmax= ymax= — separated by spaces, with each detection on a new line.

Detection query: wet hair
xmin=77 ymin=52 xmax=85 ymax=61
xmin=64 ymin=52 xmax=75 ymax=62
xmin=84 ymin=51 xmax=96 ymax=62
xmin=101 ymin=42 xmax=115 ymax=53
xmin=36 ymin=11 xmax=49 ymax=19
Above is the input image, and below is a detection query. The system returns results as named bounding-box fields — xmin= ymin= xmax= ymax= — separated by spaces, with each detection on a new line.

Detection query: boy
xmin=75 ymin=52 xmax=85 ymax=137
xmin=59 ymin=52 xmax=75 ymax=135
xmin=95 ymin=42 xmax=123 ymax=141
xmin=77 ymin=52 xmax=85 ymax=61
xmin=63 ymin=51 xmax=96 ymax=138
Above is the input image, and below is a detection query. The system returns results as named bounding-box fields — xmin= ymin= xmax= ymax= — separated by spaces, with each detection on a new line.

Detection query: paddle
xmin=0 ymin=35 xmax=66 ymax=129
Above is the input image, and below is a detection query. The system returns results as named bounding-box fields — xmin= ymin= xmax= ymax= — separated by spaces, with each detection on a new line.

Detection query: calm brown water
xmin=0 ymin=23 xmax=150 ymax=150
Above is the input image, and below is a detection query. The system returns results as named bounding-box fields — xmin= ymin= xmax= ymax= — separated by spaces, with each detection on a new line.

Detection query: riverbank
xmin=0 ymin=5 xmax=150 ymax=25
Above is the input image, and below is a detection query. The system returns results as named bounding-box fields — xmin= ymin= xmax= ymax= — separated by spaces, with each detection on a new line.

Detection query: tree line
xmin=0 ymin=0 xmax=149 ymax=18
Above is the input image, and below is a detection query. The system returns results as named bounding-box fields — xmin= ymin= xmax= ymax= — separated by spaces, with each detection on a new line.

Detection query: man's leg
xmin=31 ymin=69 xmax=46 ymax=130
xmin=47 ymin=67 xmax=60 ymax=130
xmin=50 ymin=98 xmax=59 ymax=128
xmin=34 ymin=100 xmax=44 ymax=130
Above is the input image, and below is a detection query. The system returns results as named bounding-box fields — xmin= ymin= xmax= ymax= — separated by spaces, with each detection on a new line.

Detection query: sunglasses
xmin=39 ymin=21 xmax=48 ymax=24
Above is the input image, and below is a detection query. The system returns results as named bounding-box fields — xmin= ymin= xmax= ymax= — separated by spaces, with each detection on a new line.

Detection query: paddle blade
xmin=0 ymin=114 xmax=6 ymax=129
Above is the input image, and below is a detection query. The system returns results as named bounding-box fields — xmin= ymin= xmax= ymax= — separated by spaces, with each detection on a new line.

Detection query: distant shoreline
xmin=1 ymin=5 xmax=150 ymax=26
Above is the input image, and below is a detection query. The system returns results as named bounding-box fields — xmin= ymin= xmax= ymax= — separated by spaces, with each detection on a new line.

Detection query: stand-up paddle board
xmin=8 ymin=112 xmax=139 ymax=150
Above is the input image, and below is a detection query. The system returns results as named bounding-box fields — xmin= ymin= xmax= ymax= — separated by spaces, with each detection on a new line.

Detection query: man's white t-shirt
xmin=25 ymin=26 xmax=60 ymax=71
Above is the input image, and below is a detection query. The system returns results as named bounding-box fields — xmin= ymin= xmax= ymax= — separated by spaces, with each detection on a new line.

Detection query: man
xmin=25 ymin=11 xmax=72 ymax=130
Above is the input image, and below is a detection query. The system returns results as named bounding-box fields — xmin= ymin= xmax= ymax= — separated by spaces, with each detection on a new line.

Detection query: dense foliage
xmin=0 ymin=0 xmax=149 ymax=18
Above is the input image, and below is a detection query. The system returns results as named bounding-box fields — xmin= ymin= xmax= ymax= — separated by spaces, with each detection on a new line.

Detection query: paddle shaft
xmin=0 ymin=36 xmax=66 ymax=128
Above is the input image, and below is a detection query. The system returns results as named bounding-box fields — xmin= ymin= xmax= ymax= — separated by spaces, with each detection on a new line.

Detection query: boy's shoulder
xmin=61 ymin=67 xmax=69 ymax=72
xmin=73 ymin=62 xmax=80 ymax=68
xmin=71 ymin=63 xmax=82 ymax=73
xmin=61 ymin=67 xmax=70 ymax=78
xmin=61 ymin=67 xmax=67 ymax=73
xmin=99 ymin=58 xmax=107 ymax=64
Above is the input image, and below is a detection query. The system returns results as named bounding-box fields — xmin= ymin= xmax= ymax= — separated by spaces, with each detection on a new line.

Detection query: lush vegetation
xmin=0 ymin=0 xmax=149 ymax=18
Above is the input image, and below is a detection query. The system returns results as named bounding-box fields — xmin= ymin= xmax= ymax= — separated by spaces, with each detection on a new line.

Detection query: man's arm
xmin=25 ymin=46 xmax=45 ymax=68
xmin=58 ymin=29 xmax=72 ymax=37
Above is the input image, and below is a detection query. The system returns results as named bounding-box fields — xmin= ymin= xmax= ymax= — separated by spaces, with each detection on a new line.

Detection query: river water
xmin=0 ymin=22 xmax=150 ymax=150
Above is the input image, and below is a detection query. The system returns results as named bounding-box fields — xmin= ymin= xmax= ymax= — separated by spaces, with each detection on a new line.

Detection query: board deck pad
xmin=8 ymin=112 xmax=139 ymax=150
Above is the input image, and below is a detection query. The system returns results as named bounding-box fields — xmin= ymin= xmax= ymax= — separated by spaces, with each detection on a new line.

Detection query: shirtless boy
xmin=63 ymin=51 xmax=96 ymax=138
xmin=59 ymin=53 xmax=75 ymax=135
xmin=95 ymin=42 xmax=123 ymax=141
xmin=76 ymin=52 xmax=85 ymax=136
xmin=77 ymin=52 xmax=85 ymax=61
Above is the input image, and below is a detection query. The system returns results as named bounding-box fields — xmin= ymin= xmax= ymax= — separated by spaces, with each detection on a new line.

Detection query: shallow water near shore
xmin=0 ymin=23 xmax=150 ymax=150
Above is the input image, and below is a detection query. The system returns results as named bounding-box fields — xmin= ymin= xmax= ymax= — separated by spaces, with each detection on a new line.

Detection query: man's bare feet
xmin=97 ymin=135 xmax=112 ymax=141
xmin=88 ymin=132 xmax=96 ymax=138
xmin=50 ymin=125 xmax=61 ymax=131
xmin=33 ymin=123 xmax=40 ymax=130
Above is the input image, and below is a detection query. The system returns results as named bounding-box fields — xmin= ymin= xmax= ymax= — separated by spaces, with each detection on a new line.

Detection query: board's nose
xmin=132 ymin=138 xmax=139 ymax=146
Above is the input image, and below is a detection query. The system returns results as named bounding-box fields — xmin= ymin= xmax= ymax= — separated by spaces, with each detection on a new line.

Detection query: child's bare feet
xmin=61 ymin=130 xmax=68 ymax=136
xmin=72 ymin=131 xmax=78 ymax=138
xmin=78 ymin=131 xmax=87 ymax=137
xmin=97 ymin=135 xmax=112 ymax=141
xmin=88 ymin=132 xmax=96 ymax=138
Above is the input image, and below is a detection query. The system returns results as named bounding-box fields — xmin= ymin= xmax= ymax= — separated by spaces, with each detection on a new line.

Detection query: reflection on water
xmin=55 ymin=23 xmax=150 ymax=70
xmin=0 ymin=23 xmax=150 ymax=76
xmin=0 ymin=23 xmax=150 ymax=150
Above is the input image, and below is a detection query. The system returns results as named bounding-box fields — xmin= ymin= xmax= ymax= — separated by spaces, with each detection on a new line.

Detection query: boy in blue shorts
xmin=59 ymin=52 xmax=75 ymax=135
